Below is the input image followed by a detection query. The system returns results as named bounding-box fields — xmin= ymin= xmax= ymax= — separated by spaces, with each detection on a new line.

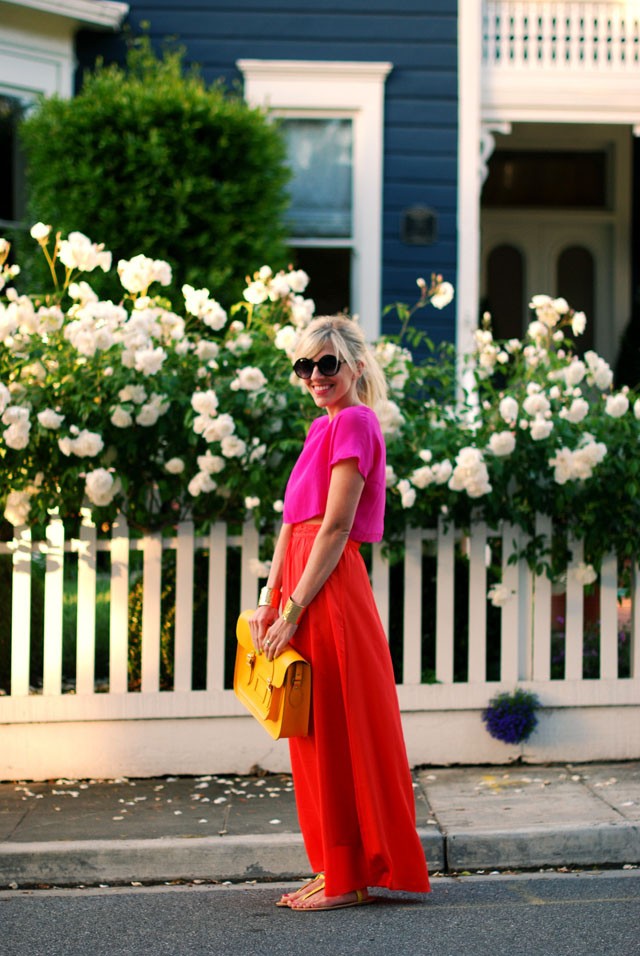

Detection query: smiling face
xmin=302 ymin=348 xmax=362 ymax=419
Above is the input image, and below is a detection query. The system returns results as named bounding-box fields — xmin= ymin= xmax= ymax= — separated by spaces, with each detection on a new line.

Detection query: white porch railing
xmin=1 ymin=513 xmax=639 ymax=778
xmin=483 ymin=1 xmax=640 ymax=71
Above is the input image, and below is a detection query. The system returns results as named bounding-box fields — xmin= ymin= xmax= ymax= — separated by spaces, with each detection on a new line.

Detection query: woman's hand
xmin=248 ymin=605 xmax=278 ymax=650
xmin=261 ymin=616 xmax=298 ymax=661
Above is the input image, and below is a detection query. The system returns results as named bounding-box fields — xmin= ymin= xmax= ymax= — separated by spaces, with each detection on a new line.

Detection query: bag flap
xmin=236 ymin=609 xmax=308 ymax=688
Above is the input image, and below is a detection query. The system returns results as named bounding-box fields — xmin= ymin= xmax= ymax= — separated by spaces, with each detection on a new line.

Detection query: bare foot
xmin=276 ymin=874 xmax=324 ymax=908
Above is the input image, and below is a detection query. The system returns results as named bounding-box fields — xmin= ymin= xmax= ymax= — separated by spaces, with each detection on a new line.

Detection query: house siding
xmin=77 ymin=0 xmax=459 ymax=341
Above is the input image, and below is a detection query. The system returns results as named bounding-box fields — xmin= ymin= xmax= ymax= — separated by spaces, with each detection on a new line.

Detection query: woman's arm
xmin=261 ymin=458 xmax=364 ymax=660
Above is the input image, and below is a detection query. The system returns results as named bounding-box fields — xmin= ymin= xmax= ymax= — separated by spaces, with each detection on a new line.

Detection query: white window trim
xmin=238 ymin=59 xmax=392 ymax=339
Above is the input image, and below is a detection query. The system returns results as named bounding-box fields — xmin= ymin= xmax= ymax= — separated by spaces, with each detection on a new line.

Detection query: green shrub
xmin=19 ymin=38 xmax=290 ymax=304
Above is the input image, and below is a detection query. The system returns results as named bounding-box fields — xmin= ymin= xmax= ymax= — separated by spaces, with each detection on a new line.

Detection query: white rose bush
xmin=0 ymin=226 xmax=316 ymax=532
xmin=384 ymin=294 xmax=640 ymax=578
xmin=1 ymin=227 xmax=638 ymax=585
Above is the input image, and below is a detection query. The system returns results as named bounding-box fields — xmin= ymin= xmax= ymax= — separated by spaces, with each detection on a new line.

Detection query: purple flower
xmin=481 ymin=689 xmax=540 ymax=744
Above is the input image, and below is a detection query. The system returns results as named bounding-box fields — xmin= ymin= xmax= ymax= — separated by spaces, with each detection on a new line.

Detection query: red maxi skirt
xmin=284 ymin=524 xmax=430 ymax=898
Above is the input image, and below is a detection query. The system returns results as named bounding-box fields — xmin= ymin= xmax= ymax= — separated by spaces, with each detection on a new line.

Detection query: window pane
xmin=0 ymin=97 xmax=24 ymax=222
xmin=281 ymin=118 xmax=352 ymax=238
xmin=485 ymin=244 xmax=525 ymax=339
xmin=482 ymin=150 xmax=607 ymax=209
xmin=290 ymin=247 xmax=351 ymax=316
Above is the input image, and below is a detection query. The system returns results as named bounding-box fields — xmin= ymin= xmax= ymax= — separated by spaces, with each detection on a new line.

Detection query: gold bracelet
xmin=258 ymin=586 xmax=281 ymax=609
xmin=282 ymin=597 xmax=305 ymax=625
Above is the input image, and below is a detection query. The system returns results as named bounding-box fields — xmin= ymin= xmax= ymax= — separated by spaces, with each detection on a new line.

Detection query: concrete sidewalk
xmin=0 ymin=762 xmax=638 ymax=887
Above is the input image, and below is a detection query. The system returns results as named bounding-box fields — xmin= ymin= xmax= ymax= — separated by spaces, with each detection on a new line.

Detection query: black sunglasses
xmin=293 ymin=355 xmax=343 ymax=379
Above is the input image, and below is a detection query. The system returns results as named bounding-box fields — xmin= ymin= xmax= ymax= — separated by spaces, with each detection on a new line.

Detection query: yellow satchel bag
xmin=233 ymin=610 xmax=311 ymax=740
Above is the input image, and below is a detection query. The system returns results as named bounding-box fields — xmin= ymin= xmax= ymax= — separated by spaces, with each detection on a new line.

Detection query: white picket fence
xmin=1 ymin=511 xmax=639 ymax=779
xmin=484 ymin=1 xmax=640 ymax=70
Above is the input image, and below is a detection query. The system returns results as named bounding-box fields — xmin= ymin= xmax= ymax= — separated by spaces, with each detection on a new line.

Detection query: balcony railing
xmin=483 ymin=1 xmax=640 ymax=71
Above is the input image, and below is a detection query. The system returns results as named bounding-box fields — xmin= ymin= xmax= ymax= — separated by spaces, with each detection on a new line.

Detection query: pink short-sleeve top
xmin=282 ymin=404 xmax=386 ymax=542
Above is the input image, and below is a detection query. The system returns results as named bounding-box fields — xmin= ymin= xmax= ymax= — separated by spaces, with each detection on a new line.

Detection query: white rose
xmin=197 ymin=451 xmax=226 ymax=474
xmin=287 ymin=269 xmax=309 ymax=293
xmin=221 ymin=435 xmax=247 ymax=458
xmin=164 ymin=457 xmax=185 ymax=474
xmin=245 ymin=496 xmax=260 ymax=510
xmin=30 ymin=222 xmax=51 ymax=242
xmin=410 ymin=465 xmax=434 ymax=489
xmin=530 ymin=416 xmax=554 ymax=441
xmin=191 ymin=390 xmax=219 ymax=416
xmin=59 ymin=232 xmax=111 ymax=272
xmin=111 ymin=406 xmax=133 ymax=428
xmin=385 ymin=465 xmax=397 ymax=488
xmin=37 ymin=409 xmax=65 ymax=430
xmin=375 ymin=399 xmax=404 ymax=436
xmin=243 ymin=280 xmax=269 ymax=305
xmin=268 ymin=272 xmax=292 ymax=300
xmin=0 ymin=382 xmax=10 ymax=415
xmin=605 ymin=393 xmax=629 ymax=418
xmin=201 ymin=414 xmax=235 ymax=442
xmin=430 ymin=281 xmax=454 ymax=310
xmin=4 ymin=489 xmax=32 ymax=525
xmin=85 ymin=469 xmax=119 ymax=506
xmin=203 ymin=301 xmax=227 ymax=331
xmin=523 ymin=392 xmax=551 ymax=417
xmin=195 ymin=340 xmax=220 ymax=362
xmin=273 ymin=500 xmax=284 ymax=513
xmin=226 ymin=332 xmax=253 ymax=355
xmin=249 ymin=557 xmax=272 ymax=578
xmin=564 ymin=360 xmax=586 ymax=388
xmin=560 ymin=398 xmax=589 ymax=424
xmin=134 ymin=346 xmax=167 ymax=376
xmin=397 ymin=479 xmax=416 ymax=508
xmin=187 ymin=471 xmax=217 ymax=496
xmin=4 ymin=421 xmax=30 ymax=449
xmin=634 ymin=399 xmax=640 ymax=421
xmin=274 ymin=325 xmax=299 ymax=355
xmin=488 ymin=431 xmax=516 ymax=456
xmin=119 ymin=385 xmax=147 ymax=404
xmin=72 ymin=429 xmax=104 ymax=457
xmin=571 ymin=311 xmax=587 ymax=336
xmin=290 ymin=296 xmax=315 ymax=328
xmin=432 ymin=460 xmax=453 ymax=484
xmin=498 ymin=396 xmax=519 ymax=423
xmin=574 ymin=562 xmax=598 ymax=586
xmin=230 ymin=366 xmax=267 ymax=392
xmin=488 ymin=583 xmax=512 ymax=607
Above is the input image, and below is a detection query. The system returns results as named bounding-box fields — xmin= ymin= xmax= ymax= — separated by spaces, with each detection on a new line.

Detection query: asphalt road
xmin=2 ymin=871 xmax=639 ymax=956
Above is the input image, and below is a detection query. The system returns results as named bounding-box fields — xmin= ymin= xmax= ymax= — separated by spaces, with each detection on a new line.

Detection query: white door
xmin=481 ymin=214 xmax=614 ymax=359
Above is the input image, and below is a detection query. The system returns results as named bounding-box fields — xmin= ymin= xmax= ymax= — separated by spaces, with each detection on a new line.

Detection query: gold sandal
xmin=291 ymin=887 xmax=374 ymax=912
xmin=275 ymin=873 xmax=324 ymax=908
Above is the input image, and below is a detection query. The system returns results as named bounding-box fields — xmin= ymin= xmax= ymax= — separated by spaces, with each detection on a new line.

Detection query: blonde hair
xmin=293 ymin=315 xmax=388 ymax=409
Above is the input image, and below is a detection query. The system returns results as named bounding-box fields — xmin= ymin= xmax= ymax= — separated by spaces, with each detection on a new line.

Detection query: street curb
xmin=445 ymin=823 xmax=640 ymax=870
xmin=0 ymin=829 xmax=444 ymax=887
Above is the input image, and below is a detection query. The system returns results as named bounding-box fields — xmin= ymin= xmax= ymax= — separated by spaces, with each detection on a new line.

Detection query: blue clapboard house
xmin=1 ymin=1 xmax=640 ymax=366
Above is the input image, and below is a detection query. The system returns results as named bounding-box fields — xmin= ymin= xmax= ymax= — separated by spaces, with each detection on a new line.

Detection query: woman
xmin=249 ymin=315 xmax=430 ymax=912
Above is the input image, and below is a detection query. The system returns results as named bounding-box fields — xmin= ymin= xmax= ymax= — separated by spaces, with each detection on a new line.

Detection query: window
xmin=238 ymin=60 xmax=392 ymax=338
xmin=0 ymin=95 xmax=26 ymax=227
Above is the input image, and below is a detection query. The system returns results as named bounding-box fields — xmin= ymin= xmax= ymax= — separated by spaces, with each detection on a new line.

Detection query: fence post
xmin=42 ymin=511 xmax=65 ymax=696
xmin=174 ymin=520 xmax=195 ymax=692
xmin=403 ymin=527 xmax=422 ymax=685
xmin=10 ymin=526 xmax=32 ymax=697
xmin=565 ymin=535 xmax=585 ymax=679
xmin=631 ymin=560 xmax=640 ymax=679
xmin=76 ymin=508 xmax=97 ymax=695
xmin=599 ymin=552 xmax=619 ymax=679
xmin=532 ymin=514 xmax=552 ymax=681
xmin=109 ymin=515 xmax=130 ymax=694
xmin=207 ymin=523 xmax=227 ymax=692
xmin=435 ymin=516 xmax=454 ymax=684
xmin=371 ymin=543 xmax=390 ymax=641
xmin=468 ymin=521 xmax=488 ymax=682
xmin=500 ymin=522 xmax=520 ymax=682
xmin=240 ymin=520 xmax=260 ymax=614
xmin=141 ymin=531 xmax=162 ymax=693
